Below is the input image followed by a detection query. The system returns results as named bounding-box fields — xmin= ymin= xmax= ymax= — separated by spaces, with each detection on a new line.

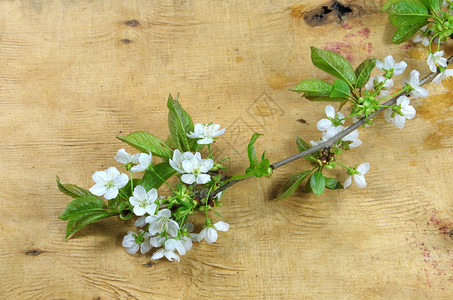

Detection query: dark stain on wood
xmin=120 ymin=39 xmax=133 ymax=44
xmin=144 ymin=261 xmax=156 ymax=268
xmin=123 ymin=20 xmax=140 ymax=27
xmin=303 ymin=1 xmax=353 ymax=27
xmin=297 ymin=118 xmax=308 ymax=125
xmin=25 ymin=249 xmax=43 ymax=256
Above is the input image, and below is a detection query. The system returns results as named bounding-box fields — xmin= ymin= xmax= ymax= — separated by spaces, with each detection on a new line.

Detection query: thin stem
xmin=209 ymin=56 xmax=453 ymax=199
xmin=152 ymin=169 xmax=176 ymax=193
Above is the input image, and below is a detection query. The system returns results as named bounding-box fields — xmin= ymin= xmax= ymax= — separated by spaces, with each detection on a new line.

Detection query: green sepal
xmin=310 ymin=46 xmax=356 ymax=88
xmin=276 ymin=170 xmax=312 ymax=200
xmin=56 ymin=176 xmax=93 ymax=199
xmin=117 ymin=131 xmax=173 ymax=159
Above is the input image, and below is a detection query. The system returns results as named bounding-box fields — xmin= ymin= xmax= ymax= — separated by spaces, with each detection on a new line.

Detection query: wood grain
xmin=1 ymin=0 xmax=453 ymax=298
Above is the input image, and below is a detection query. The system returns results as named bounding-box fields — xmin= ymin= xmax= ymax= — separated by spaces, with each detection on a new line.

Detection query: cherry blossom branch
xmin=210 ymin=56 xmax=453 ymax=198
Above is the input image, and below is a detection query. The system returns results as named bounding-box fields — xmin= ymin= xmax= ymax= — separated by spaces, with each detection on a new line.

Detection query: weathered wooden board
xmin=1 ymin=0 xmax=453 ymax=298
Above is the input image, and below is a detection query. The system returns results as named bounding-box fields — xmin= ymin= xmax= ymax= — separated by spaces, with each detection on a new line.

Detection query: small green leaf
xmin=65 ymin=211 xmax=112 ymax=240
xmin=325 ymin=177 xmax=344 ymax=190
xmin=310 ymin=170 xmax=325 ymax=196
xmin=330 ymin=79 xmax=351 ymax=98
xmin=296 ymin=137 xmax=316 ymax=162
xmin=276 ymin=170 xmax=312 ymax=200
xmin=56 ymin=176 xmax=93 ymax=199
xmin=247 ymin=133 xmax=263 ymax=169
xmin=355 ymin=59 xmax=376 ymax=89
xmin=392 ymin=21 xmax=427 ymax=44
xmin=167 ymin=94 xmax=197 ymax=152
xmin=381 ymin=0 xmax=404 ymax=11
xmin=386 ymin=1 xmax=428 ymax=27
xmin=117 ymin=131 xmax=173 ymax=159
xmin=141 ymin=162 xmax=177 ymax=191
xmin=310 ymin=46 xmax=356 ymax=88
xmin=290 ymin=79 xmax=333 ymax=96
xmin=59 ymin=196 xmax=106 ymax=220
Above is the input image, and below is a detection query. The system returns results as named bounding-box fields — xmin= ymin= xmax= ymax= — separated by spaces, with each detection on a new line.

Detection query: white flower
xmin=432 ymin=68 xmax=453 ymax=85
xmin=169 ymin=149 xmax=195 ymax=173
xmin=122 ymin=230 xmax=152 ymax=254
xmin=89 ymin=167 xmax=128 ymax=199
xmin=135 ymin=216 xmax=147 ymax=227
xmin=146 ymin=209 xmax=180 ymax=237
xmin=413 ymin=34 xmax=430 ymax=47
xmin=115 ymin=148 xmax=140 ymax=165
xmin=193 ymin=221 xmax=230 ymax=244
xmin=130 ymin=152 xmax=152 ymax=172
xmin=187 ymin=123 xmax=225 ymax=144
xmin=181 ymin=152 xmax=214 ymax=185
xmin=427 ymin=51 xmax=448 ymax=73
xmin=376 ymin=55 xmax=407 ymax=76
xmin=129 ymin=185 xmax=158 ymax=216
xmin=342 ymin=129 xmax=362 ymax=148
xmin=317 ymin=105 xmax=345 ymax=139
xmin=404 ymin=70 xmax=429 ymax=99
xmin=151 ymin=238 xmax=186 ymax=262
xmin=344 ymin=162 xmax=370 ymax=189
xmin=384 ymin=96 xmax=416 ymax=129
xmin=365 ymin=75 xmax=394 ymax=96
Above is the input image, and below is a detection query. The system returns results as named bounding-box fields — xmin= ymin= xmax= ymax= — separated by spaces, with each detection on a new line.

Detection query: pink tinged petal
xmin=133 ymin=206 xmax=146 ymax=216
xmin=167 ymin=219 xmax=180 ymax=237
xmin=317 ymin=119 xmax=332 ymax=131
xmin=357 ymin=162 xmax=370 ymax=175
xmin=106 ymin=167 xmax=120 ymax=179
xmin=164 ymin=250 xmax=180 ymax=262
xmin=181 ymin=174 xmax=196 ymax=185
xmin=401 ymin=105 xmax=416 ymax=119
xmin=135 ymin=216 xmax=147 ymax=227
xmin=92 ymin=171 xmax=107 ymax=184
xmin=151 ymin=248 xmax=165 ymax=260
xmin=353 ymin=174 xmax=367 ymax=188
xmin=214 ymin=221 xmax=230 ymax=232
xmin=89 ymin=184 xmax=107 ymax=196
xmin=325 ymin=105 xmax=335 ymax=118
xmin=392 ymin=114 xmax=406 ymax=129
xmin=140 ymin=240 xmax=152 ymax=254
xmin=196 ymin=174 xmax=211 ymax=185
xmin=344 ymin=176 xmax=352 ymax=189
xmin=205 ymin=228 xmax=218 ymax=244
xmin=115 ymin=149 xmax=131 ymax=164
xmin=126 ymin=243 xmax=139 ymax=254
xmin=104 ymin=187 xmax=119 ymax=200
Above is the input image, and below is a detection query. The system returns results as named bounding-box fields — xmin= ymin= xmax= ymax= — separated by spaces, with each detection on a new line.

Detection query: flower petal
xmin=205 ymin=227 xmax=218 ymax=244
xmin=104 ymin=187 xmax=119 ymax=200
xmin=181 ymin=174 xmax=196 ymax=185
xmin=354 ymin=174 xmax=367 ymax=188
xmin=357 ymin=162 xmax=370 ymax=175
xmin=344 ymin=175 xmax=352 ymax=189
xmin=213 ymin=221 xmax=230 ymax=232
xmin=317 ymin=119 xmax=332 ymax=131
xmin=89 ymin=184 xmax=107 ymax=196
xmin=151 ymin=248 xmax=165 ymax=260
xmin=325 ymin=105 xmax=335 ymax=118
xmin=167 ymin=219 xmax=180 ymax=237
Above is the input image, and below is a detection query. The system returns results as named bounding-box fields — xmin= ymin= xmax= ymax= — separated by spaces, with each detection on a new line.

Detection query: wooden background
xmin=1 ymin=0 xmax=453 ymax=298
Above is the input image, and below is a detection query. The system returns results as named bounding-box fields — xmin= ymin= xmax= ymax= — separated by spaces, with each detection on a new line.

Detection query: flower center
xmin=105 ymin=180 xmax=115 ymax=189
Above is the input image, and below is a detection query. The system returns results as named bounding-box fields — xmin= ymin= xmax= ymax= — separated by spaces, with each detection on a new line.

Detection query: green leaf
xmin=290 ymin=79 xmax=333 ymax=96
xmin=141 ymin=162 xmax=177 ymax=191
xmin=65 ymin=210 xmax=112 ymax=240
xmin=276 ymin=170 xmax=312 ymax=200
xmin=117 ymin=131 xmax=173 ymax=159
xmin=310 ymin=170 xmax=325 ymax=196
xmin=247 ymin=133 xmax=263 ymax=169
xmin=330 ymin=79 xmax=351 ymax=98
xmin=56 ymin=176 xmax=93 ymax=199
xmin=59 ymin=196 xmax=106 ymax=220
xmin=325 ymin=177 xmax=344 ymax=190
xmin=387 ymin=0 xmax=428 ymax=27
xmin=167 ymin=94 xmax=197 ymax=152
xmin=119 ymin=178 xmax=141 ymax=198
xmin=392 ymin=21 xmax=427 ymax=44
xmin=381 ymin=0 xmax=405 ymax=11
xmin=310 ymin=46 xmax=356 ymax=87
xmin=418 ymin=0 xmax=442 ymax=11
xmin=355 ymin=59 xmax=376 ymax=89
xmin=296 ymin=137 xmax=316 ymax=162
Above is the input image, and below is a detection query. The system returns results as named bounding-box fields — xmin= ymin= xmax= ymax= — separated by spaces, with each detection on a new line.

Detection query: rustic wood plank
xmin=1 ymin=0 xmax=453 ymax=298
